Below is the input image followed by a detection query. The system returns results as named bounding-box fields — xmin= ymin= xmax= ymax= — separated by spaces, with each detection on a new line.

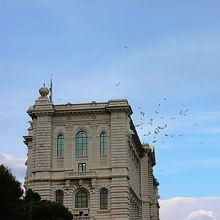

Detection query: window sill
xmin=56 ymin=157 xmax=64 ymax=160
xmin=75 ymin=156 xmax=88 ymax=159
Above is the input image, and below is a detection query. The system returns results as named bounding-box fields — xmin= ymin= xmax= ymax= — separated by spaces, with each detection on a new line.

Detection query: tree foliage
xmin=0 ymin=164 xmax=23 ymax=219
xmin=0 ymin=164 xmax=73 ymax=220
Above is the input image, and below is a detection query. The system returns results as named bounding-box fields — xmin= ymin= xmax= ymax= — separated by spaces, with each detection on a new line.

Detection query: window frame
xmin=100 ymin=188 xmax=108 ymax=210
xmin=78 ymin=163 xmax=86 ymax=172
xmin=55 ymin=190 xmax=64 ymax=205
xmin=57 ymin=134 xmax=64 ymax=158
xmin=76 ymin=131 xmax=88 ymax=157
xmin=75 ymin=190 xmax=89 ymax=208
xmin=100 ymin=132 xmax=107 ymax=156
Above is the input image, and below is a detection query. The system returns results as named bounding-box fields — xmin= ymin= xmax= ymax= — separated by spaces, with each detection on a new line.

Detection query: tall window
xmin=100 ymin=188 xmax=108 ymax=210
xmin=57 ymin=134 xmax=64 ymax=157
xmin=75 ymin=190 xmax=88 ymax=208
xmin=76 ymin=131 xmax=88 ymax=156
xmin=100 ymin=132 xmax=107 ymax=156
xmin=55 ymin=190 xmax=63 ymax=205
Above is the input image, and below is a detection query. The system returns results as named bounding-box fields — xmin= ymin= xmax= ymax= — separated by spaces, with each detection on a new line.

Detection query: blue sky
xmin=0 ymin=0 xmax=220 ymax=208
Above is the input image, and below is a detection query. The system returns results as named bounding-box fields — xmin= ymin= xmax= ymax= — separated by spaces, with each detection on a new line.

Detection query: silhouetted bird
xmin=115 ymin=82 xmax=120 ymax=87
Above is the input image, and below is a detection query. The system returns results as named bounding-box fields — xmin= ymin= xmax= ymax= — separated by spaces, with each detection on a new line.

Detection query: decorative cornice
xmin=27 ymin=100 xmax=133 ymax=118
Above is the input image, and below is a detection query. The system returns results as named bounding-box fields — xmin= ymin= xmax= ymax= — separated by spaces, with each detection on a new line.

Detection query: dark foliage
xmin=24 ymin=189 xmax=41 ymax=203
xmin=0 ymin=164 xmax=23 ymax=220
xmin=20 ymin=198 xmax=73 ymax=220
xmin=0 ymin=164 xmax=73 ymax=220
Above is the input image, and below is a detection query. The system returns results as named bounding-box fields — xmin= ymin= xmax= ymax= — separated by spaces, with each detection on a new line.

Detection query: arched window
xmin=75 ymin=190 xmax=88 ymax=208
xmin=100 ymin=132 xmax=107 ymax=156
xmin=55 ymin=190 xmax=63 ymax=205
xmin=100 ymin=188 xmax=108 ymax=210
xmin=57 ymin=134 xmax=64 ymax=157
xmin=76 ymin=131 xmax=88 ymax=156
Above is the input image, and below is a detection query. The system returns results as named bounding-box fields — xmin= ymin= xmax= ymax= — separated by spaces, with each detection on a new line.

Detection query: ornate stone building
xmin=24 ymin=86 xmax=160 ymax=220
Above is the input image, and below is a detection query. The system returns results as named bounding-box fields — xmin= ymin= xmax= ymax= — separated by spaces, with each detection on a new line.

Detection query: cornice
xmin=27 ymin=105 xmax=132 ymax=118
xmin=23 ymin=135 xmax=33 ymax=145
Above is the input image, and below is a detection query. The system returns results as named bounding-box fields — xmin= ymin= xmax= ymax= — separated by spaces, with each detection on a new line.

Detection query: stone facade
xmin=24 ymin=86 xmax=160 ymax=220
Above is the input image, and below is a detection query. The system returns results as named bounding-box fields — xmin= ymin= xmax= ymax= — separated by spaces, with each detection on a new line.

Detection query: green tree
xmin=0 ymin=164 xmax=73 ymax=220
xmin=0 ymin=164 xmax=23 ymax=220
xmin=20 ymin=189 xmax=73 ymax=220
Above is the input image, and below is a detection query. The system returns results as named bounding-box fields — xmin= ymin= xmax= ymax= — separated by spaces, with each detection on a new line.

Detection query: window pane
xmin=76 ymin=132 xmax=88 ymax=156
xmin=100 ymin=132 xmax=107 ymax=156
xmin=75 ymin=190 xmax=88 ymax=208
xmin=55 ymin=190 xmax=63 ymax=205
xmin=100 ymin=188 xmax=108 ymax=210
xmin=78 ymin=163 xmax=86 ymax=172
xmin=57 ymin=134 xmax=64 ymax=157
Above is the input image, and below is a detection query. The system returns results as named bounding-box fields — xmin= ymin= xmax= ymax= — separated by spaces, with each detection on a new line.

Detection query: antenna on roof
xmin=49 ymin=75 xmax=53 ymax=102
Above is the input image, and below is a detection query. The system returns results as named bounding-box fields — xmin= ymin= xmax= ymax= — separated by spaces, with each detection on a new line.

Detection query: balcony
xmin=72 ymin=208 xmax=93 ymax=220
xmin=65 ymin=171 xmax=96 ymax=179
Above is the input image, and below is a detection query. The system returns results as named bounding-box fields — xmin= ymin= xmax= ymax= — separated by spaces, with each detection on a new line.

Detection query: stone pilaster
xmin=64 ymin=124 xmax=73 ymax=169
xmin=110 ymin=111 xmax=130 ymax=219
xmin=141 ymin=154 xmax=151 ymax=220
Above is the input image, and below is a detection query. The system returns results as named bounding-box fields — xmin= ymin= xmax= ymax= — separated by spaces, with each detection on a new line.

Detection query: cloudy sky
xmin=0 ymin=0 xmax=220 ymax=219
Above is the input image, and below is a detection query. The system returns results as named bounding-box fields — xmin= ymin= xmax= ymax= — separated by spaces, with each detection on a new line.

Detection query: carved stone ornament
xmin=65 ymin=180 xmax=70 ymax=189
xmin=66 ymin=116 xmax=72 ymax=121
xmin=91 ymin=178 xmax=96 ymax=189
xmin=78 ymin=179 xmax=83 ymax=187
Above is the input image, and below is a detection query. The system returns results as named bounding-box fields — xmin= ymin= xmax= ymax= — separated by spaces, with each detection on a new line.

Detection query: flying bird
xmin=123 ymin=45 xmax=129 ymax=50
xmin=155 ymin=111 xmax=160 ymax=114
xmin=140 ymin=111 xmax=145 ymax=116
xmin=193 ymin=123 xmax=198 ymax=127
xmin=115 ymin=82 xmax=120 ymax=87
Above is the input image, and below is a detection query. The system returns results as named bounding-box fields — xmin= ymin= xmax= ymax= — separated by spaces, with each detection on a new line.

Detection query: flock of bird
xmin=114 ymin=81 xmax=203 ymax=146
xmin=55 ymin=80 xmax=203 ymax=147
xmin=135 ymin=99 xmax=193 ymax=144
xmin=138 ymin=102 xmax=205 ymax=146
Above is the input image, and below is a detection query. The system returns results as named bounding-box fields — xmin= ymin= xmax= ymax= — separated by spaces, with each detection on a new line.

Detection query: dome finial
xmin=39 ymin=84 xmax=49 ymax=97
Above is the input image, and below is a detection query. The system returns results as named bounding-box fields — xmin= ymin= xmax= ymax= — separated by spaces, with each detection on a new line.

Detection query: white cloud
xmin=0 ymin=153 xmax=26 ymax=178
xmin=185 ymin=210 xmax=216 ymax=220
xmin=160 ymin=197 xmax=220 ymax=220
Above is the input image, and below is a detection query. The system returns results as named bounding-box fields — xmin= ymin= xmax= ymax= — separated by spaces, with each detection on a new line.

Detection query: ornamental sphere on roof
xmin=39 ymin=84 xmax=49 ymax=97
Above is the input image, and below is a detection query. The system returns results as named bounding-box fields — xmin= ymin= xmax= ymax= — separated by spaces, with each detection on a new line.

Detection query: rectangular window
xmin=78 ymin=163 xmax=86 ymax=172
xmin=100 ymin=133 xmax=107 ymax=156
